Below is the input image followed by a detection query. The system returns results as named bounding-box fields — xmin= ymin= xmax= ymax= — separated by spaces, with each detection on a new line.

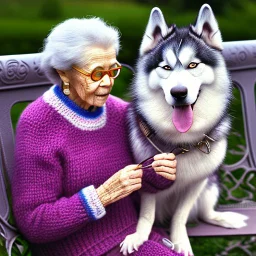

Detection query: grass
xmin=0 ymin=0 xmax=256 ymax=255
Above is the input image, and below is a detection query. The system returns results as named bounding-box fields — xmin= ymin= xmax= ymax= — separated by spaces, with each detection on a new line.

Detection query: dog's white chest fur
xmin=155 ymin=138 xmax=227 ymax=223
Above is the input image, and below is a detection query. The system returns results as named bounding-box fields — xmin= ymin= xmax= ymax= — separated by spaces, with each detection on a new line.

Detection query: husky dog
xmin=120 ymin=4 xmax=248 ymax=256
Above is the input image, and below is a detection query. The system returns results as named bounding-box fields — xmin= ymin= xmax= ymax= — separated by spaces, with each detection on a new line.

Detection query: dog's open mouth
xmin=171 ymin=90 xmax=200 ymax=133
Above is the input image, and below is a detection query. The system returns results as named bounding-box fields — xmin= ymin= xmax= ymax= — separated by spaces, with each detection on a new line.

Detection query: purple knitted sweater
xmin=12 ymin=85 xmax=174 ymax=256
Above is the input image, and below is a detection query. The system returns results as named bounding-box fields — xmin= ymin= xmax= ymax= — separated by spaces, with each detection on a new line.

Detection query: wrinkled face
xmin=61 ymin=47 xmax=118 ymax=110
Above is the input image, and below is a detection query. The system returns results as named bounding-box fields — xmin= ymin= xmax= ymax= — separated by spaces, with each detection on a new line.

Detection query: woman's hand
xmin=96 ymin=165 xmax=142 ymax=207
xmin=151 ymin=153 xmax=176 ymax=180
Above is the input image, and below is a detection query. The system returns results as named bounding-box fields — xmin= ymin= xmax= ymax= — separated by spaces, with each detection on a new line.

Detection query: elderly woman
xmin=11 ymin=18 xmax=180 ymax=256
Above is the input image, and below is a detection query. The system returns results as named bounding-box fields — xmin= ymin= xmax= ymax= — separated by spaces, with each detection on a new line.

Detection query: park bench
xmin=0 ymin=40 xmax=255 ymax=255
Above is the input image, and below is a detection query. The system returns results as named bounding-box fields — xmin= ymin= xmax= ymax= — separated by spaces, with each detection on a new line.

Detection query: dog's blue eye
xmin=162 ymin=65 xmax=172 ymax=70
xmin=188 ymin=62 xmax=198 ymax=69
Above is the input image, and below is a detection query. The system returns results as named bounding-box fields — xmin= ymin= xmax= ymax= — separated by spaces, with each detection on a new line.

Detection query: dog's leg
xmin=170 ymin=180 xmax=207 ymax=256
xmin=198 ymin=183 xmax=248 ymax=228
xmin=120 ymin=192 xmax=156 ymax=255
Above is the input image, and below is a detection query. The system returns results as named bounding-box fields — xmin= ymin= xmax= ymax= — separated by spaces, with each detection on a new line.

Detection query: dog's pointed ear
xmin=140 ymin=7 xmax=171 ymax=56
xmin=191 ymin=4 xmax=223 ymax=50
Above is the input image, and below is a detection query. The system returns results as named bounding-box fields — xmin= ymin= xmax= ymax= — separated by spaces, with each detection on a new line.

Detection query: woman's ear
xmin=56 ymin=69 xmax=70 ymax=83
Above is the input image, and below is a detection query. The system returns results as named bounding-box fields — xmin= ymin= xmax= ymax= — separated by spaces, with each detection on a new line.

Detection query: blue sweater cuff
xmin=79 ymin=185 xmax=106 ymax=220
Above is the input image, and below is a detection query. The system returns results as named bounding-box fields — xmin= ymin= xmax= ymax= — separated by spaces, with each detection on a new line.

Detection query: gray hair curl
xmin=40 ymin=17 xmax=121 ymax=85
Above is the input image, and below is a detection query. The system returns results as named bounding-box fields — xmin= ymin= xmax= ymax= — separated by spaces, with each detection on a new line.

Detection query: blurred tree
xmin=39 ymin=0 xmax=62 ymax=20
xmin=135 ymin=0 xmax=183 ymax=11
xmin=135 ymin=0 xmax=246 ymax=14
xmin=182 ymin=0 xmax=245 ymax=14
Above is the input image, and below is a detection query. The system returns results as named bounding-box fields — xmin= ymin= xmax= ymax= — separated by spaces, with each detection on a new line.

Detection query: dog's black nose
xmin=171 ymin=86 xmax=188 ymax=100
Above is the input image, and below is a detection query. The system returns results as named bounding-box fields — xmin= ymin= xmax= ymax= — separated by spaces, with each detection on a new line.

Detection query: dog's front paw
xmin=207 ymin=211 xmax=248 ymax=229
xmin=174 ymin=240 xmax=194 ymax=256
xmin=120 ymin=232 xmax=148 ymax=255
xmin=162 ymin=238 xmax=193 ymax=256
xmin=170 ymin=233 xmax=193 ymax=256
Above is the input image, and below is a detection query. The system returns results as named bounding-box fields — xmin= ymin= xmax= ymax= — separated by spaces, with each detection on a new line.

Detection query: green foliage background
xmin=0 ymin=0 xmax=256 ymax=255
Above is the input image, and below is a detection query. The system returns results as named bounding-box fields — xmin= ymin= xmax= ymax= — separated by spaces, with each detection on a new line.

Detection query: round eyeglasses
xmin=72 ymin=64 xmax=122 ymax=82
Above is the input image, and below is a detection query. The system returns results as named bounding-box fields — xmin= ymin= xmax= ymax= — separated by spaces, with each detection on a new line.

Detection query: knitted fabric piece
xmin=12 ymin=85 xmax=175 ymax=256
xmin=105 ymin=229 xmax=183 ymax=256
xmin=134 ymin=228 xmax=184 ymax=256
xmin=142 ymin=167 xmax=174 ymax=193
xmin=135 ymin=240 xmax=184 ymax=256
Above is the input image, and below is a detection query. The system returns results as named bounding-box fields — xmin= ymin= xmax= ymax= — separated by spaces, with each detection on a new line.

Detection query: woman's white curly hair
xmin=40 ymin=17 xmax=121 ymax=85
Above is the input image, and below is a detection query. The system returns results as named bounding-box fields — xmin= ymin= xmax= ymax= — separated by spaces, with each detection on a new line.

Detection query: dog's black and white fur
xmin=120 ymin=4 xmax=248 ymax=256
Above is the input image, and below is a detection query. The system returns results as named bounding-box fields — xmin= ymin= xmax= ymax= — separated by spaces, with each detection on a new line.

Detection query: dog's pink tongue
xmin=172 ymin=105 xmax=193 ymax=133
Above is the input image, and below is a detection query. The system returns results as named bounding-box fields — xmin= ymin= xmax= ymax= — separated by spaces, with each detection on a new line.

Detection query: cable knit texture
xmin=12 ymin=85 xmax=177 ymax=256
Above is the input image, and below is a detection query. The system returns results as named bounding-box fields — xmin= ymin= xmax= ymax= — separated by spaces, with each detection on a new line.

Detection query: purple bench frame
xmin=0 ymin=40 xmax=255 ymax=255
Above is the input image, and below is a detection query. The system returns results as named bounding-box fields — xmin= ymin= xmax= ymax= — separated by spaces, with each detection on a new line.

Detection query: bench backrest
xmin=221 ymin=41 xmax=256 ymax=204
xmin=0 ymin=54 xmax=51 ymax=255
xmin=0 ymin=41 xmax=255 ymax=255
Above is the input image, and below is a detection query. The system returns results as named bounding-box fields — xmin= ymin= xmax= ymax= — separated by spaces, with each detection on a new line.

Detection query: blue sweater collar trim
xmin=54 ymin=85 xmax=104 ymax=119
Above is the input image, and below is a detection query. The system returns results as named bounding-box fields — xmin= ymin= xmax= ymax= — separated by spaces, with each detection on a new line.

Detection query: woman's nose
xmin=100 ymin=74 xmax=113 ymax=86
